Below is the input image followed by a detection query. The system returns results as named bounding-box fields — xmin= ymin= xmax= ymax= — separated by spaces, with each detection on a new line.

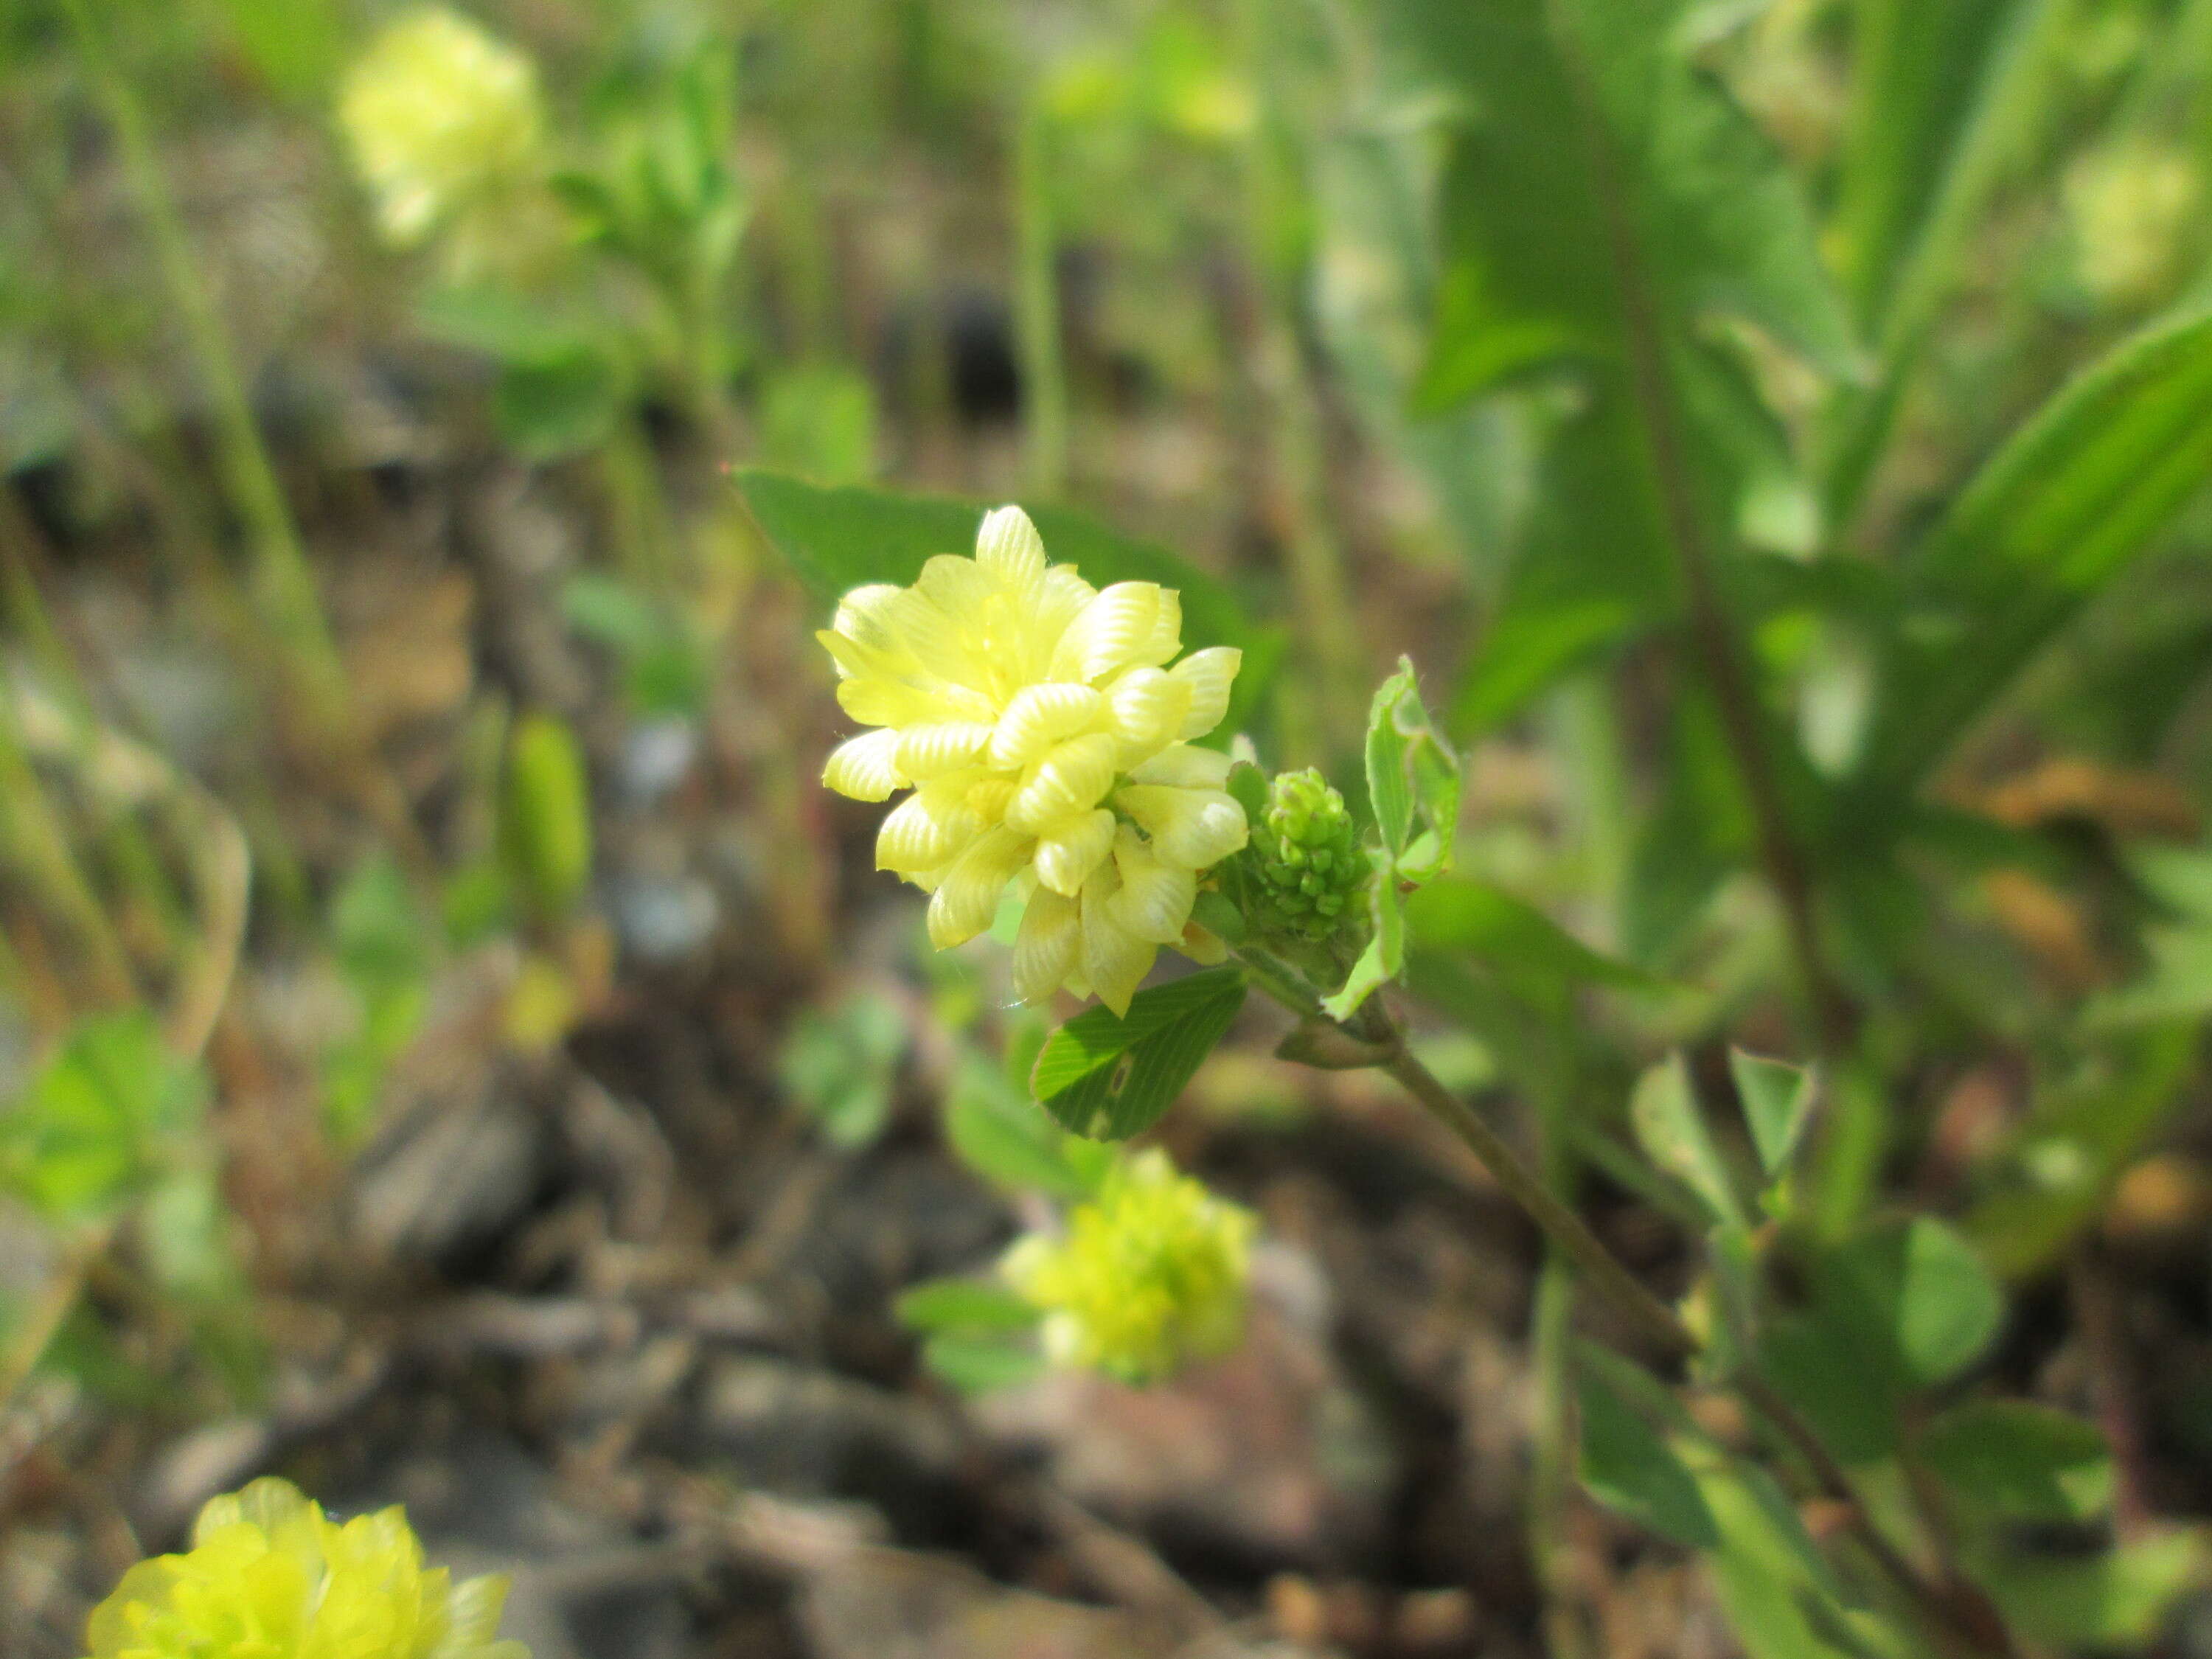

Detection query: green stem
xmin=60 ymin=0 xmax=344 ymax=713
xmin=0 ymin=687 xmax=138 ymax=1009
xmin=1242 ymin=951 xmax=2013 ymax=1657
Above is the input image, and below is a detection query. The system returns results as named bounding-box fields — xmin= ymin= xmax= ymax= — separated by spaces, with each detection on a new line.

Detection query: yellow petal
xmin=1079 ymin=869 xmax=1156 ymax=1018
xmin=1006 ymin=731 xmax=1119 ymax=833
xmin=822 ymin=729 xmax=908 ymax=801
xmin=1051 ymin=582 xmax=1162 ymax=684
xmin=1114 ymin=785 xmax=1248 ymax=869
xmin=1168 ymin=646 xmax=1241 ymax=739
xmin=877 ymin=790 xmax=969 ymax=874
xmin=1012 ymin=886 xmax=1082 ymax=1004
xmin=1127 ymin=742 xmax=1234 ymax=789
xmin=1034 ymin=807 xmax=1117 ymax=896
xmin=1107 ymin=830 xmax=1198 ymax=945
xmin=975 ymin=504 xmax=1047 ymax=591
xmin=1138 ymin=588 xmax=1183 ymax=667
xmin=1102 ymin=667 xmax=1192 ymax=761
xmin=896 ymin=720 xmax=996 ymax=779
xmin=990 ymin=683 xmax=1105 ymax=769
xmin=928 ymin=827 xmax=1032 ymax=948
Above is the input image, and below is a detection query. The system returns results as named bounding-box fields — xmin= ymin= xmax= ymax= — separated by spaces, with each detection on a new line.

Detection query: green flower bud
xmin=1251 ymin=768 xmax=1366 ymax=939
xmin=1001 ymin=1148 xmax=1256 ymax=1385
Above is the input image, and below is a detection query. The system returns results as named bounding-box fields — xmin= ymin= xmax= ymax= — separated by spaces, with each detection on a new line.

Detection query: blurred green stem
xmin=1014 ymin=90 xmax=1070 ymax=500
xmin=0 ymin=684 xmax=139 ymax=1009
xmin=63 ymin=0 xmax=429 ymax=872
xmin=60 ymin=0 xmax=344 ymax=713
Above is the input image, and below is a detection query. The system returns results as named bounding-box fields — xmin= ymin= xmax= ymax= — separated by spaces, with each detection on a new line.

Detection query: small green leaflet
xmin=1325 ymin=659 xmax=1460 ymax=1020
xmin=1364 ymin=655 xmax=1461 ymax=880
xmin=944 ymin=1051 xmax=1101 ymax=1200
xmin=894 ymin=1278 xmax=1040 ymax=1335
xmin=1630 ymin=1054 xmax=1750 ymax=1232
xmin=1917 ymin=1399 xmax=2113 ymax=1528
xmin=1030 ymin=967 xmax=1248 ymax=1140
xmin=1576 ymin=1348 xmax=1719 ymax=1550
xmin=1729 ymin=1050 xmax=1818 ymax=1180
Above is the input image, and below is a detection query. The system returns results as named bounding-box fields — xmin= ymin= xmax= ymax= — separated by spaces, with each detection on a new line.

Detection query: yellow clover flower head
xmin=82 ymin=1477 xmax=529 ymax=1659
xmin=339 ymin=9 xmax=547 ymax=250
xmin=1002 ymin=1147 xmax=1256 ymax=1385
xmin=819 ymin=506 xmax=1247 ymax=1015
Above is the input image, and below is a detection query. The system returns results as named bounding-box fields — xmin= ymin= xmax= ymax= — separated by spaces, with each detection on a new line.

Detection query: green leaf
xmin=1407 ymin=876 xmax=1655 ymax=1012
xmin=1630 ymin=1054 xmax=1750 ymax=1231
xmin=922 ymin=1332 xmax=1048 ymax=1395
xmin=414 ymin=288 xmax=592 ymax=366
xmin=1363 ymin=655 xmax=1461 ymax=880
xmin=895 ymin=1278 xmax=1040 ymax=1335
xmin=492 ymin=349 xmax=622 ymax=461
xmin=1758 ymin=1217 xmax=2006 ymax=1464
xmin=499 ymin=714 xmax=594 ymax=923
xmin=1919 ymin=1400 xmax=2114 ymax=1528
xmin=1691 ymin=1444 xmax=1916 ymax=1659
xmin=1730 ymin=1051 xmax=1818 ymax=1180
xmin=1395 ymin=0 xmax=1860 ymax=730
xmin=0 ymin=1012 xmax=207 ymax=1224
xmin=1970 ymin=1531 xmax=2207 ymax=1650
xmin=137 ymin=1169 xmax=240 ymax=1304
xmin=1873 ymin=1216 xmax=2006 ymax=1386
xmin=214 ymin=0 xmax=342 ymax=100
xmin=1577 ymin=1355 xmax=1719 ymax=1548
xmin=944 ymin=1052 xmax=1092 ymax=1200
xmin=1321 ymin=847 xmax=1404 ymax=1021
xmin=1855 ymin=307 xmax=2212 ymax=798
xmin=1820 ymin=0 xmax=2073 ymax=523
xmin=1828 ymin=0 xmax=2045 ymax=325
xmin=734 ymin=470 xmax=1284 ymax=731
xmin=779 ymin=992 xmax=908 ymax=1149
xmin=1031 ymin=967 xmax=1248 ymax=1140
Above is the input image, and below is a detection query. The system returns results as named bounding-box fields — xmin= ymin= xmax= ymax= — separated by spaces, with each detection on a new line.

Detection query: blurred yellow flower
xmin=81 ymin=1478 xmax=527 ymax=1659
xmin=819 ymin=506 xmax=1245 ymax=1013
xmin=1002 ymin=1147 xmax=1256 ymax=1385
xmin=2066 ymin=138 xmax=2200 ymax=309
xmin=339 ymin=9 xmax=546 ymax=251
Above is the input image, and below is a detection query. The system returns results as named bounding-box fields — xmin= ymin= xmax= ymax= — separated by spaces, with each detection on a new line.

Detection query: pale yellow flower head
xmin=339 ymin=9 xmax=546 ymax=250
xmin=82 ymin=1478 xmax=528 ymax=1659
xmin=2066 ymin=138 xmax=2200 ymax=308
xmin=1002 ymin=1147 xmax=1256 ymax=1384
xmin=820 ymin=506 xmax=1246 ymax=1014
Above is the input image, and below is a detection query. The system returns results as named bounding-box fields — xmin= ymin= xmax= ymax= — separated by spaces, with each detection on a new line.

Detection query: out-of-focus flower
xmin=1001 ymin=1147 xmax=1255 ymax=1384
xmin=2066 ymin=138 xmax=2199 ymax=309
xmin=818 ymin=506 xmax=1246 ymax=1013
xmin=1249 ymin=768 xmax=1365 ymax=939
xmin=339 ymin=9 xmax=546 ymax=251
xmin=81 ymin=1477 xmax=527 ymax=1659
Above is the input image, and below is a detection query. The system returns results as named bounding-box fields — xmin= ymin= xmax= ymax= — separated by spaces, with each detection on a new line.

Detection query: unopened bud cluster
xmin=1251 ymin=768 xmax=1365 ymax=939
